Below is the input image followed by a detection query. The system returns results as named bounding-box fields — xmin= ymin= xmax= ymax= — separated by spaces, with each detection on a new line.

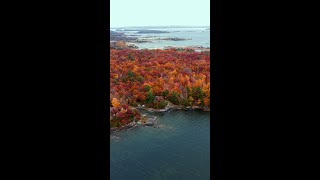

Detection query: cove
xmin=110 ymin=109 xmax=210 ymax=180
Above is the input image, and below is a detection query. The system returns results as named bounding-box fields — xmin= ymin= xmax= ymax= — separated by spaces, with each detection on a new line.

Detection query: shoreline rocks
xmin=135 ymin=104 xmax=210 ymax=113
xmin=110 ymin=115 xmax=159 ymax=132
xmin=110 ymin=105 xmax=210 ymax=132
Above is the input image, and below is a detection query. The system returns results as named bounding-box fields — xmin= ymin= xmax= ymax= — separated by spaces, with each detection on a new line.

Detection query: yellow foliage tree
xmin=188 ymin=96 xmax=194 ymax=105
xmin=112 ymin=98 xmax=120 ymax=108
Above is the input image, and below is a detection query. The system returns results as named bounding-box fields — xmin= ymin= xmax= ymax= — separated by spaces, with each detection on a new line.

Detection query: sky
xmin=110 ymin=0 xmax=210 ymax=27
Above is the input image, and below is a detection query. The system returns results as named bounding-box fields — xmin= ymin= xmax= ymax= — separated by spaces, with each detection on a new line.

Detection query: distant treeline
xmin=110 ymin=31 xmax=137 ymax=41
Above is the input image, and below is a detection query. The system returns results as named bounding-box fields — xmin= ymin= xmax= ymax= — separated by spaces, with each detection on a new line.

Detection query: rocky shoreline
xmin=135 ymin=104 xmax=210 ymax=113
xmin=110 ymin=104 xmax=210 ymax=132
xmin=110 ymin=115 xmax=158 ymax=133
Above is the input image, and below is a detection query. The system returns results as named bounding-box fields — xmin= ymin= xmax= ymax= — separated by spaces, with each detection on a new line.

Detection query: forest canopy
xmin=110 ymin=48 xmax=210 ymax=128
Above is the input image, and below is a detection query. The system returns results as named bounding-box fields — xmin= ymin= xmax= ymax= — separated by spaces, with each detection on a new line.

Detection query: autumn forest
xmin=110 ymin=48 xmax=210 ymax=128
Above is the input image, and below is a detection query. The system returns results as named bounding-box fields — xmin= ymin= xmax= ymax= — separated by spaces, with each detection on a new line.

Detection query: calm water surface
xmin=110 ymin=110 xmax=210 ymax=180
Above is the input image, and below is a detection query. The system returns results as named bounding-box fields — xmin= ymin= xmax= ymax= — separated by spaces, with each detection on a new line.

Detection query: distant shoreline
xmin=111 ymin=26 xmax=210 ymax=29
xmin=110 ymin=27 xmax=209 ymax=50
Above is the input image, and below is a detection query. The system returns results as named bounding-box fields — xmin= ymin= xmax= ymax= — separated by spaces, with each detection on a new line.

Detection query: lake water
xmin=110 ymin=27 xmax=210 ymax=49
xmin=110 ymin=110 xmax=210 ymax=180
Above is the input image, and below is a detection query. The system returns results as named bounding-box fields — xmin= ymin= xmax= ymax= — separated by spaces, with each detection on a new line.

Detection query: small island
xmin=110 ymin=30 xmax=138 ymax=42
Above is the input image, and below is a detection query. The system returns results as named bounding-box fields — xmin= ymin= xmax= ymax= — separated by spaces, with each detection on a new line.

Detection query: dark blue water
xmin=110 ymin=110 xmax=210 ymax=180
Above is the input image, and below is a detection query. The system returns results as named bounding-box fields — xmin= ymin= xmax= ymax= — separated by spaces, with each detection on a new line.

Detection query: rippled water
xmin=110 ymin=110 xmax=210 ymax=180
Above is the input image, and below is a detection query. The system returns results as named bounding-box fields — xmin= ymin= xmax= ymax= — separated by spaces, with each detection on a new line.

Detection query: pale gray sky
xmin=110 ymin=0 xmax=210 ymax=27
